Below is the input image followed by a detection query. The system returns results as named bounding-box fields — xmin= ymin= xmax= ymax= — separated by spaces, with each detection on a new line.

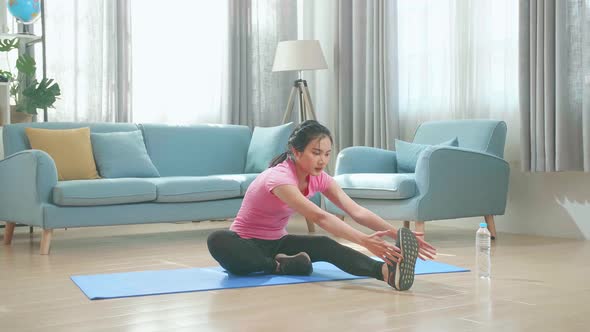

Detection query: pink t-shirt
xmin=230 ymin=159 xmax=333 ymax=240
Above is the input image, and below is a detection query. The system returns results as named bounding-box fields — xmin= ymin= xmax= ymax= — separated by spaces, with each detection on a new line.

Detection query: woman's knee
xmin=207 ymin=230 xmax=235 ymax=253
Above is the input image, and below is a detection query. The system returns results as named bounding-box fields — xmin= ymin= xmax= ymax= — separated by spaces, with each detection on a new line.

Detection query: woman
xmin=207 ymin=120 xmax=436 ymax=291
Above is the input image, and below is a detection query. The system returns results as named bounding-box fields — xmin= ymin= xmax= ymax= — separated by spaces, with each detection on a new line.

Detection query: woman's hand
xmin=383 ymin=229 xmax=437 ymax=261
xmin=413 ymin=232 xmax=437 ymax=260
xmin=361 ymin=231 xmax=403 ymax=265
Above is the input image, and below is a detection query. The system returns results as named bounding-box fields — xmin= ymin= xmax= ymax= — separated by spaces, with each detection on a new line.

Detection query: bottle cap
xmin=480 ymin=222 xmax=487 ymax=227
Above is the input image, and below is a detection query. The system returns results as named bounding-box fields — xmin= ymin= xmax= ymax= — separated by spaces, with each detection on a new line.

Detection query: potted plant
xmin=0 ymin=38 xmax=60 ymax=123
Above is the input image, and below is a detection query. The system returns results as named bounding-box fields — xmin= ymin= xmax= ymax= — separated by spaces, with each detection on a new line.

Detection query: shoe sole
xmin=276 ymin=252 xmax=311 ymax=262
xmin=395 ymin=228 xmax=419 ymax=291
xmin=276 ymin=252 xmax=313 ymax=275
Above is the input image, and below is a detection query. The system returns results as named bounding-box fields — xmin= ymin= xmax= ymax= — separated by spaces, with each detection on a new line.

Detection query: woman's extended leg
xmin=275 ymin=235 xmax=384 ymax=280
xmin=207 ymin=230 xmax=276 ymax=275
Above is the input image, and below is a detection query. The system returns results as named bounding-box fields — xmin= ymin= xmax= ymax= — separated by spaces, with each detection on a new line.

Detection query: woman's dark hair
xmin=269 ymin=120 xmax=333 ymax=168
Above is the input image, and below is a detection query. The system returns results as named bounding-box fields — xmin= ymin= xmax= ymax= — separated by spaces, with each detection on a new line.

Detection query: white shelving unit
xmin=0 ymin=0 xmax=46 ymax=125
xmin=0 ymin=33 xmax=41 ymax=44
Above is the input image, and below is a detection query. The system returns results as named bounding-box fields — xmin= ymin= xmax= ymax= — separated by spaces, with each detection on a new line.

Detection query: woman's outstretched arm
xmin=323 ymin=181 xmax=400 ymax=236
xmin=272 ymin=184 xmax=403 ymax=264
xmin=322 ymin=181 xmax=437 ymax=260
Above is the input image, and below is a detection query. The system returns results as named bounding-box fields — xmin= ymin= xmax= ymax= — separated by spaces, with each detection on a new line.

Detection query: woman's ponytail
xmin=269 ymin=151 xmax=289 ymax=168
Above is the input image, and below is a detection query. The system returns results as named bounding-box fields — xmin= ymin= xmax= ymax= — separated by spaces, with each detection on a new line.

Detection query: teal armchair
xmin=324 ymin=120 xmax=510 ymax=238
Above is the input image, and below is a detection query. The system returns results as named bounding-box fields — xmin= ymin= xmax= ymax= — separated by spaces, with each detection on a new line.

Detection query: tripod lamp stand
xmin=272 ymin=40 xmax=328 ymax=124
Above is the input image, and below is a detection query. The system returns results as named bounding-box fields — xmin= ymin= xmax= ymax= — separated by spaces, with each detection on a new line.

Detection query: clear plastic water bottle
xmin=476 ymin=222 xmax=491 ymax=279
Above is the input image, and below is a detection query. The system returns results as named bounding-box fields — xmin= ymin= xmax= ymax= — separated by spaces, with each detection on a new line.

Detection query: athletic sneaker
xmin=275 ymin=252 xmax=313 ymax=275
xmin=385 ymin=227 xmax=419 ymax=291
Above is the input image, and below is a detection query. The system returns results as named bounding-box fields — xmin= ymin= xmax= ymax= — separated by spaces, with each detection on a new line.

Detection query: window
xmin=396 ymin=0 xmax=519 ymax=141
xmin=130 ymin=0 xmax=227 ymax=124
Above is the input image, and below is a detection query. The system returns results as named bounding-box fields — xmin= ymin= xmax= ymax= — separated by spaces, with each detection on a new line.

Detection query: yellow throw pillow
xmin=25 ymin=127 xmax=100 ymax=181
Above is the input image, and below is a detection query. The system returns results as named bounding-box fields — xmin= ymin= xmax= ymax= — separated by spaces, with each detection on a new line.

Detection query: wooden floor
xmin=1 ymin=217 xmax=589 ymax=332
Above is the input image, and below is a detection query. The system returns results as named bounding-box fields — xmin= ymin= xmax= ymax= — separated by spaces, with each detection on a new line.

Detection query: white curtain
xmin=301 ymin=0 xmax=400 ymax=153
xmin=44 ymin=0 xmax=292 ymax=127
xmin=43 ymin=0 xmax=131 ymax=122
xmin=520 ymin=0 xmax=590 ymax=172
xmin=301 ymin=0 xmax=519 ymax=161
xmin=223 ymin=0 xmax=298 ymax=127
xmin=397 ymin=0 xmax=520 ymax=161
xmin=43 ymin=0 xmax=519 ymax=146
xmin=130 ymin=0 xmax=227 ymax=124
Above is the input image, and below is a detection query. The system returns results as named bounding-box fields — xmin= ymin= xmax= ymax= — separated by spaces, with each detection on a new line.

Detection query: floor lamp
xmin=272 ymin=40 xmax=328 ymax=125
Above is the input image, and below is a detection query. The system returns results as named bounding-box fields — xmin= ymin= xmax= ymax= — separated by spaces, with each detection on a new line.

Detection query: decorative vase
xmin=10 ymin=105 xmax=33 ymax=123
xmin=0 ymin=82 xmax=9 ymax=125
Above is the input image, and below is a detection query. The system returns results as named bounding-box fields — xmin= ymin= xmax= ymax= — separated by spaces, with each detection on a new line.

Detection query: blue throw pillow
xmin=395 ymin=137 xmax=459 ymax=173
xmin=245 ymin=122 xmax=294 ymax=173
xmin=91 ymin=130 xmax=160 ymax=178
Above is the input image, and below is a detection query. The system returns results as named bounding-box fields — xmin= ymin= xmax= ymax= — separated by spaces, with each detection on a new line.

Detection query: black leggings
xmin=207 ymin=230 xmax=384 ymax=280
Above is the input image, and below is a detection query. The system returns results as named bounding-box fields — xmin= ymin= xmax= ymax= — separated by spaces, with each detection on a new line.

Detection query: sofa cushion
xmin=334 ymin=173 xmax=417 ymax=200
xmin=211 ymin=174 xmax=259 ymax=195
xmin=91 ymin=130 xmax=160 ymax=178
xmin=139 ymin=124 xmax=251 ymax=176
xmin=53 ymin=179 xmax=157 ymax=206
xmin=245 ymin=122 xmax=294 ymax=173
xmin=25 ymin=127 xmax=100 ymax=181
xmin=395 ymin=137 xmax=458 ymax=173
xmin=149 ymin=177 xmax=242 ymax=203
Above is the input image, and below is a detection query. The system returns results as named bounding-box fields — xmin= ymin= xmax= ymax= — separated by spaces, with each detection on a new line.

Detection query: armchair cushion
xmin=91 ymin=130 xmax=160 ymax=178
xmin=395 ymin=137 xmax=458 ymax=173
xmin=334 ymin=173 xmax=417 ymax=200
xmin=24 ymin=127 xmax=100 ymax=181
xmin=245 ymin=122 xmax=294 ymax=173
xmin=335 ymin=147 xmax=397 ymax=175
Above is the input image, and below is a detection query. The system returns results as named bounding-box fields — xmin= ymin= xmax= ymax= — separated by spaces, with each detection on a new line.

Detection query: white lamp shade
xmin=272 ymin=40 xmax=328 ymax=72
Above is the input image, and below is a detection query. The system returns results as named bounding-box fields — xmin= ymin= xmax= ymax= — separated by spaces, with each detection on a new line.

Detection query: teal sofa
xmin=0 ymin=122 xmax=302 ymax=254
xmin=324 ymin=120 xmax=510 ymax=238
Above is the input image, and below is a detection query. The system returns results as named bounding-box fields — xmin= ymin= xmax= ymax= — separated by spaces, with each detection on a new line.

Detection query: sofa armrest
xmin=0 ymin=150 xmax=58 ymax=226
xmin=335 ymin=147 xmax=397 ymax=175
xmin=414 ymin=146 xmax=510 ymax=221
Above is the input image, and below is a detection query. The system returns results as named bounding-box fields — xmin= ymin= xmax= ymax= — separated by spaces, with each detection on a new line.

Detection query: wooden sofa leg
xmin=3 ymin=222 xmax=16 ymax=245
xmin=40 ymin=229 xmax=53 ymax=255
xmin=415 ymin=221 xmax=425 ymax=239
xmin=484 ymin=215 xmax=497 ymax=240
xmin=305 ymin=218 xmax=316 ymax=233
xmin=403 ymin=221 xmax=410 ymax=229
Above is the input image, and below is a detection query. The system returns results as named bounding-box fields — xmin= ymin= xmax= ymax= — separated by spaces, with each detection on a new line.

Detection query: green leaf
xmin=18 ymin=78 xmax=61 ymax=115
xmin=16 ymin=54 xmax=36 ymax=75
xmin=0 ymin=38 xmax=19 ymax=52
xmin=0 ymin=69 xmax=12 ymax=82
xmin=10 ymin=82 xmax=19 ymax=97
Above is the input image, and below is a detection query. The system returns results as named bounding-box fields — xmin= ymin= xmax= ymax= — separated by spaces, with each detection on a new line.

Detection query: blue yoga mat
xmin=71 ymin=260 xmax=468 ymax=300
